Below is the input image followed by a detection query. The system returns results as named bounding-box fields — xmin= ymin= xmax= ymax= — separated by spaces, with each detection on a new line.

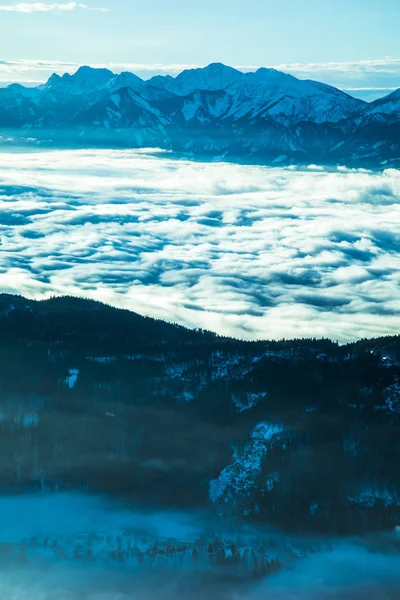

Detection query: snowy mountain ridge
xmin=1 ymin=63 xmax=399 ymax=166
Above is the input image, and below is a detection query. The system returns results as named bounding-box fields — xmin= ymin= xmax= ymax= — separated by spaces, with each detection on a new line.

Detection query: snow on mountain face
xmin=233 ymin=392 xmax=267 ymax=413
xmin=73 ymin=87 xmax=169 ymax=140
xmin=1 ymin=62 xmax=399 ymax=165
xmin=348 ymin=486 xmax=400 ymax=508
xmin=106 ymin=71 xmax=144 ymax=93
xmin=146 ymin=73 xmax=175 ymax=89
xmin=5 ymin=84 xmax=43 ymax=100
xmin=383 ymin=378 xmax=400 ymax=413
xmin=209 ymin=423 xmax=284 ymax=509
xmin=362 ymin=88 xmax=400 ymax=122
xmin=220 ymin=69 xmax=366 ymax=125
xmin=148 ymin=62 xmax=244 ymax=96
xmin=165 ymin=89 xmax=232 ymax=123
xmin=0 ymin=88 xmax=42 ymax=127
xmin=147 ymin=66 xmax=365 ymax=126
xmin=43 ymin=66 xmax=115 ymax=96
xmin=3 ymin=63 xmax=366 ymax=129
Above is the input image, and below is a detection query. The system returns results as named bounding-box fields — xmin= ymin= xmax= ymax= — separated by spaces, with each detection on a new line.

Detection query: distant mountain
xmin=148 ymin=62 xmax=243 ymax=96
xmin=41 ymin=65 xmax=115 ymax=95
xmin=72 ymin=87 xmax=169 ymax=145
xmin=363 ymin=88 xmax=400 ymax=123
xmin=4 ymin=83 xmax=42 ymax=99
xmin=0 ymin=85 xmax=43 ymax=128
xmin=221 ymin=69 xmax=365 ymax=124
xmin=1 ymin=63 xmax=399 ymax=166
xmin=327 ymin=88 xmax=400 ymax=165
xmin=106 ymin=71 xmax=144 ymax=93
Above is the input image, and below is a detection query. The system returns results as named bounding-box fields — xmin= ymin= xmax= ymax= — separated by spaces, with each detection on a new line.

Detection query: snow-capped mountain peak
xmin=363 ymin=87 xmax=400 ymax=122
xmin=107 ymin=71 xmax=144 ymax=93
xmin=222 ymin=69 xmax=366 ymax=124
xmin=43 ymin=66 xmax=115 ymax=96
xmin=252 ymin=67 xmax=297 ymax=83
xmin=73 ymin=65 xmax=114 ymax=85
xmin=1 ymin=62 xmax=399 ymax=166
xmin=147 ymin=62 xmax=244 ymax=96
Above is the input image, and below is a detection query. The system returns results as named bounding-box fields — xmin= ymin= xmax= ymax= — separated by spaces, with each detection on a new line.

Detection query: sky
xmin=0 ymin=0 xmax=399 ymax=98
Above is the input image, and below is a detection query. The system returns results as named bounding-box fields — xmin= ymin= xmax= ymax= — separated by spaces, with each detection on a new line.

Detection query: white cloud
xmin=0 ymin=148 xmax=398 ymax=342
xmin=271 ymin=57 xmax=400 ymax=75
xmin=0 ymin=57 xmax=400 ymax=94
xmin=0 ymin=2 xmax=108 ymax=12
xmin=344 ymin=87 xmax=398 ymax=92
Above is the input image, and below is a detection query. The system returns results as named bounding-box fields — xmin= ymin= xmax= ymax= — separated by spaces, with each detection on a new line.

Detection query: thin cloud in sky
xmin=1 ymin=56 xmax=400 ymax=76
xmin=345 ymin=87 xmax=398 ymax=92
xmin=0 ymin=57 xmax=398 ymax=99
xmin=0 ymin=2 xmax=109 ymax=12
xmin=271 ymin=57 xmax=400 ymax=74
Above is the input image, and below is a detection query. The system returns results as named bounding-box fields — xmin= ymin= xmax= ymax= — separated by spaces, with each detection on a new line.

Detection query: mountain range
xmin=1 ymin=63 xmax=399 ymax=166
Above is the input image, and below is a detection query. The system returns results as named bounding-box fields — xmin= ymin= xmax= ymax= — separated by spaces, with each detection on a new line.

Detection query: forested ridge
xmin=0 ymin=293 xmax=398 ymax=536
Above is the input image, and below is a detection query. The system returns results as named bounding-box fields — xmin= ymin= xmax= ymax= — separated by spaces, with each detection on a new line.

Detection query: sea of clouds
xmin=0 ymin=148 xmax=399 ymax=341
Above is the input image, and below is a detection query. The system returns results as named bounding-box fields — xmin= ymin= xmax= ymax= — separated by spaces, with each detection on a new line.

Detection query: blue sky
xmin=0 ymin=0 xmax=399 ymax=97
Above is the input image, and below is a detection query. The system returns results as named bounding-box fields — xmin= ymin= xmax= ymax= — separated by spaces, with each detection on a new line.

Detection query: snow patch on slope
xmin=209 ymin=422 xmax=283 ymax=505
xmin=152 ymin=63 xmax=243 ymax=97
xmin=64 ymin=369 xmax=79 ymax=390
xmin=349 ymin=486 xmax=400 ymax=508
xmin=232 ymin=392 xmax=267 ymax=413
xmin=383 ymin=379 xmax=400 ymax=413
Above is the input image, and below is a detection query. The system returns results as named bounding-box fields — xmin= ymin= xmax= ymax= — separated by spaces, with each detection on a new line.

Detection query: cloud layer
xmin=0 ymin=57 xmax=399 ymax=98
xmin=0 ymin=148 xmax=398 ymax=342
xmin=0 ymin=2 xmax=108 ymax=12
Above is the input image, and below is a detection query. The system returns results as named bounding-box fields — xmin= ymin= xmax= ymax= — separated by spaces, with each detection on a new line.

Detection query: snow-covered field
xmin=0 ymin=148 xmax=399 ymax=341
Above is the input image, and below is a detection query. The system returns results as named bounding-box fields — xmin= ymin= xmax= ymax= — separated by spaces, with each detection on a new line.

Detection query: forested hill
xmin=1 ymin=292 xmax=398 ymax=354
xmin=0 ymin=294 xmax=217 ymax=350
xmin=0 ymin=293 xmax=399 ymax=536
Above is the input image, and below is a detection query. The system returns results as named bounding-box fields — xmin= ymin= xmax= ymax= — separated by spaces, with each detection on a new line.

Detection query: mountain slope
xmin=73 ymin=87 xmax=168 ymax=128
xmin=218 ymin=69 xmax=366 ymax=125
xmin=0 ymin=294 xmax=399 ymax=535
xmin=0 ymin=87 xmax=42 ymax=127
xmin=148 ymin=62 xmax=243 ymax=96
xmin=0 ymin=64 xmax=399 ymax=166
xmin=106 ymin=71 xmax=144 ymax=93
xmin=42 ymin=65 xmax=115 ymax=96
xmin=363 ymin=88 xmax=400 ymax=123
xmin=328 ymin=88 xmax=400 ymax=165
